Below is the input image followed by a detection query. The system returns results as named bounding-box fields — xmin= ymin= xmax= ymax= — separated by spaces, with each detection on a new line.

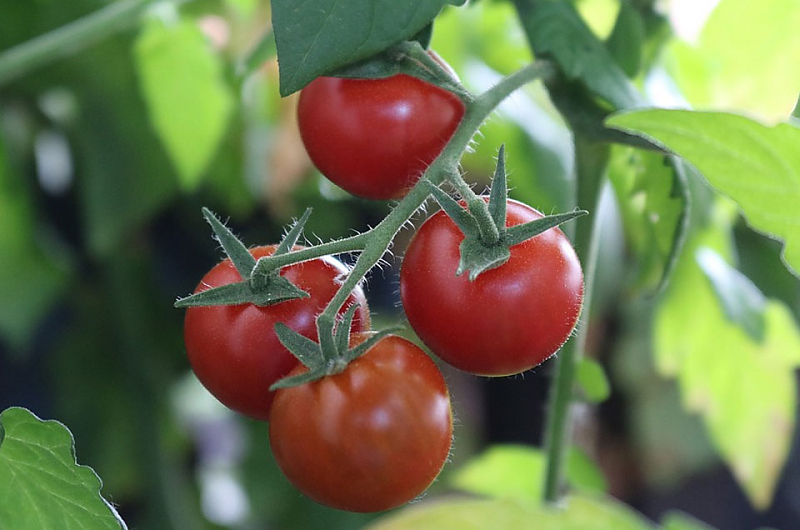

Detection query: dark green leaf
xmin=275 ymin=207 xmax=312 ymax=256
xmin=488 ymin=145 xmax=508 ymax=231
xmin=274 ymin=323 xmax=323 ymax=369
xmin=696 ymin=247 xmax=767 ymax=343
xmin=202 ymin=207 xmax=256 ymax=278
xmin=661 ymin=511 xmax=718 ymax=530
xmin=504 ymin=210 xmax=588 ymax=248
xmin=605 ymin=0 xmax=643 ymax=77
xmin=0 ymin=408 xmax=127 ymax=529
xmin=411 ymin=23 xmax=433 ymax=49
xmin=271 ymin=0 xmax=464 ymax=95
xmin=517 ymin=1 xmax=642 ymax=109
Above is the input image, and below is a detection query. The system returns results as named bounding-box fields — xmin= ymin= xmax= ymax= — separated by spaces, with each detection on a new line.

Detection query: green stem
xmin=0 ymin=0 xmax=185 ymax=86
xmin=541 ymin=140 xmax=608 ymax=502
xmin=312 ymin=59 xmax=556 ymax=351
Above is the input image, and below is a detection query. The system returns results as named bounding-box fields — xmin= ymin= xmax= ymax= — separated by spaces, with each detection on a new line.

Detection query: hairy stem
xmin=0 ymin=0 xmax=188 ymax=86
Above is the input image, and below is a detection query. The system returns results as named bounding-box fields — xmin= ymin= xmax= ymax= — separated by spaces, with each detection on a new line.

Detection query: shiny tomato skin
xmin=400 ymin=199 xmax=583 ymax=376
xmin=184 ymin=246 xmax=369 ymax=421
xmin=297 ymin=67 xmax=465 ymax=200
xmin=269 ymin=334 xmax=452 ymax=512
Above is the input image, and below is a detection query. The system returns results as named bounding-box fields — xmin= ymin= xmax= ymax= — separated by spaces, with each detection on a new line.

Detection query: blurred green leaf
xmin=0 ymin=134 xmax=71 ymax=347
xmin=271 ymin=0 xmax=466 ymax=96
xmin=667 ymin=0 xmax=800 ymax=122
xmin=365 ymin=495 xmax=652 ymax=530
xmin=605 ymin=0 xmax=643 ymax=77
xmin=608 ymin=109 xmax=800 ymax=277
xmin=655 ymin=214 xmax=800 ymax=508
xmin=516 ymin=1 xmax=642 ymax=109
xmin=661 ymin=511 xmax=718 ymax=530
xmin=0 ymin=407 xmax=127 ymax=529
xmin=696 ymin=247 xmax=767 ymax=342
xmin=450 ymin=444 xmax=606 ymax=501
xmin=135 ymin=17 xmax=234 ymax=190
xmin=607 ymin=146 xmax=688 ymax=294
xmin=576 ymin=357 xmax=611 ymax=403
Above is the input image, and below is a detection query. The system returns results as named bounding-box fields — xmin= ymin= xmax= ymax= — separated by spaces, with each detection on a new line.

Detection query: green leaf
xmin=655 ymin=219 xmax=800 ymax=508
xmin=0 ymin=134 xmax=71 ymax=347
xmin=0 ymin=407 xmax=127 ymax=529
xmin=605 ymin=0 xmax=643 ymax=77
xmin=607 ymin=146 xmax=689 ymax=294
xmin=135 ymin=18 xmax=233 ymax=189
xmin=576 ymin=357 xmax=611 ymax=403
xmin=271 ymin=0 xmax=465 ymax=95
xmin=607 ymin=109 xmax=800 ymax=277
xmin=518 ymin=1 xmax=642 ymax=109
xmin=696 ymin=247 xmax=767 ymax=342
xmin=450 ymin=445 xmax=606 ymax=502
xmin=667 ymin=0 xmax=800 ymax=122
xmin=661 ymin=511 xmax=718 ymax=530
xmin=364 ymin=495 xmax=652 ymax=530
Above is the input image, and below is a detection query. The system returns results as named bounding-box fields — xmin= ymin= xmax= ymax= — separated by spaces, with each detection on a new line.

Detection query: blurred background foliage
xmin=1 ymin=0 xmax=800 ymax=529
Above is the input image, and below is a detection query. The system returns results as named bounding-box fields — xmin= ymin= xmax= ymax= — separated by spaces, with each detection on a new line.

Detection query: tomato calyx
xmin=325 ymin=41 xmax=472 ymax=103
xmin=270 ymin=307 xmax=401 ymax=390
xmin=174 ymin=208 xmax=312 ymax=309
xmin=427 ymin=146 xmax=588 ymax=280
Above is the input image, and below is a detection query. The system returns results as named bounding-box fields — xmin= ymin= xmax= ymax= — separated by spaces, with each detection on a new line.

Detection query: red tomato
xmin=269 ymin=333 xmax=452 ymax=512
xmin=297 ymin=57 xmax=465 ymax=200
xmin=184 ymin=246 xmax=370 ymax=421
xmin=400 ymin=199 xmax=583 ymax=376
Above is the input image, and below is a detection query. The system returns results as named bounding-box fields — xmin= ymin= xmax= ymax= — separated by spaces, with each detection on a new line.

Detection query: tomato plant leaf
xmin=696 ymin=247 xmax=767 ymax=343
xmin=202 ymin=207 xmax=256 ymax=278
xmin=661 ymin=511 xmax=718 ymax=530
xmin=607 ymin=147 xmax=690 ymax=294
xmin=607 ymin=109 xmax=800 ymax=277
xmin=0 ymin=407 xmax=128 ymax=530
xmin=605 ymin=0 xmax=643 ymax=77
xmin=364 ymin=495 xmax=651 ymax=530
xmin=487 ymin=145 xmax=508 ymax=231
xmin=271 ymin=0 xmax=465 ymax=95
xmin=515 ymin=0 xmax=642 ymax=109
xmin=576 ymin=357 xmax=611 ymax=403
xmin=0 ymin=133 xmax=71 ymax=348
xmin=134 ymin=17 xmax=233 ymax=189
xmin=655 ymin=218 xmax=800 ymax=508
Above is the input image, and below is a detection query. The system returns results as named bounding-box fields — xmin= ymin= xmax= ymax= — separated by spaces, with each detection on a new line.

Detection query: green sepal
xmin=202 ymin=207 xmax=255 ymax=278
xmin=273 ymin=323 xmax=324 ymax=370
xmin=425 ymin=180 xmax=480 ymax=237
xmin=344 ymin=326 xmax=403 ymax=364
xmin=457 ymin=239 xmax=512 ymax=281
xmin=174 ymin=274 xmax=309 ymax=308
xmin=504 ymin=210 xmax=588 ymax=248
xmin=696 ymin=247 xmax=767 ymax=343
xmin=335 ymin=304 xmax=360 ymax=356
xmin=487 ymin=145 xmax=508 ymax=231
xmin=275 ymin=207 xmax=312 ymax=256
xmin=269 ymin=368 xmax=329 ymax=391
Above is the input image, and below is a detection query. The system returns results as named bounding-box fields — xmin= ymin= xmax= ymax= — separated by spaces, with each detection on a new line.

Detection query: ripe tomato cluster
xmin=180 ymin=53 xmax=583 ymax=513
